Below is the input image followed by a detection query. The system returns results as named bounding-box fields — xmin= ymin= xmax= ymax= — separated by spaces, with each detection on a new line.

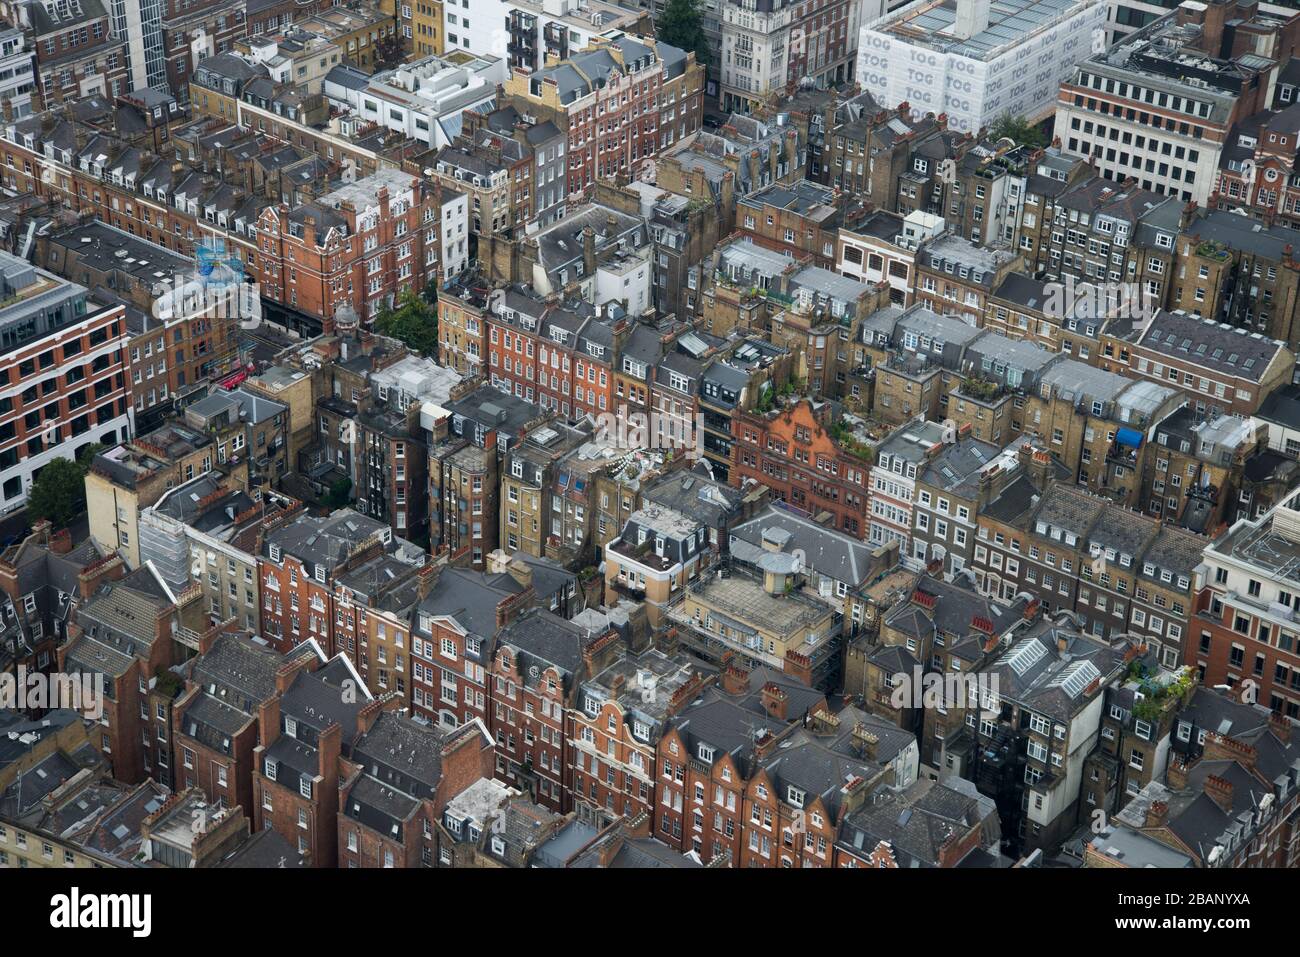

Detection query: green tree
xmin=658 ymin=0 xmax=711 ymax=67
xmin=77 ymin=442 xmax=105 ymax=468
xmin=324 ymin=477 xmax=352 ymax=509
xmin=28 ymin=457 xmax=88 ymax=528
xmin=374 ymin=288 xmax=439 ymax=357
xmin=989 ymin=114 xmax=1047 ymax=149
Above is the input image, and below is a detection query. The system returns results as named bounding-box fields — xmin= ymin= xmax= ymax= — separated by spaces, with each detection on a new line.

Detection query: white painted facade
xmin=439 ymin=190 xmax=470 ymax=284
xmin=324 ymin=54 xmax=505 ymax=149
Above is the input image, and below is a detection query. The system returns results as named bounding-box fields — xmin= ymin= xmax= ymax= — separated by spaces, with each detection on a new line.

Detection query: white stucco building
xmin=439 ymin=187 xmax=470 ymax=284
xmin=323 ymin=51 xmax=504 ymax=149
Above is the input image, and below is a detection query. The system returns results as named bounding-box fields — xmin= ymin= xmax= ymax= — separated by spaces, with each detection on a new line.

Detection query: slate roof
xmin=179 ymin=694 xmax=250 ymax=754
xmin=345 ymin=716 xmax=490 ymax=838
xmin=822 ymin=704 xmax=916 ymax=768
xmin=756 ymin=726 xmax=881 ymax=819
xmin=65 ymin=567 xmax=176 ymax=679
xmin=1033 ymin=484 xmax=1108 ymax=537
xmin=919 ymin=437 xmax=1001 ymax=498
xmin=1174 ymin=688 xmax=1271 ymax=747
xmin=837 ymin=777 xmax=997 ymax=867
xmin=1130 ymin=310 xmax=1286 ymax=383
xmin=215 ymin=827 xmax=309 ymax=868
xmin=884 ymin=575 xmax=1021 ymax=644
xmin=646 ymin=471 xmax=743 ymax=531
xmin=730 ymin=506 xmax=876 ymax=588
xmin=1086 ymin=503 xmax=1159 ymax=561
xmin=496 ymin=608 xmax=592 ymax=688
xmin=1256 ymin=383 xmax=1300 ymax=429
xmin=981 ymin=474 xmax=1043 ymax=526
xmin=417 ymin=566 xmax=525 ymax=644
xmin=263 ymin=508 xmax=391 ymax=571
xmin=570 ymin=835 xmax=702 ymax=868
xmin=192 ymin=633 xmax=307 ymax=712
xmin=1138 ymin=526 xmax=1205 ymax=582
xmin=667 ymin=690 xmax=787 ymax=780
xmin=979 ymin=617 xmax=1126 ymax=720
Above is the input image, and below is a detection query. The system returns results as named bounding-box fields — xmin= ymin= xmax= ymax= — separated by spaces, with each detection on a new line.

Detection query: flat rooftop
xmin=686 ymin=571 xmax=833 ymax=636
xmin=1212 ymin=499 xmax=1300 ymax=587
xmin=873 ymin=0 xmax=1096 ymax=60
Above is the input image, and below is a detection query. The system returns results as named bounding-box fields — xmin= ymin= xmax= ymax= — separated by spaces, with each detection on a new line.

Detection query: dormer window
xmin=698 ymin=744 xmax=715 ymax=763
xmin=787 ymin=786 xmax=805 ymax=808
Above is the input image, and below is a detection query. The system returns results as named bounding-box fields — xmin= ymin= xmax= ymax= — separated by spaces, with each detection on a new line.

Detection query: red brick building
xmin=160 ymin=0 xmax=247 ymax=102
xmin=654 ymin=664 xmax=821 ymax=863
xmin=338 ymin=711 xmax=495 ymax=868
xmin=731 ymin=399 xmax=873 ymax=539
xmin=258 ymin=508 xmax=426 ymax=657
xmin=737 ymin=727 xmax=876 ymax=868
xmin=737 ymin=180 xmax=843 ymax=270
xmin=251 ymin=652 xmax=375 ymax=867
xmin=410 ymin=562 xmax=533 ymax=728
xmin=172 ymin=630 xmax=305 ymax=814
xmin=7 ymin=0 xmax=131 ymax=104
xmin=569 ymin=646 xmax=709 ymax=822
xmin=255 ymin=168 xmax=440 ymax=326
xmin=58 ymin=563 xmax=188 ymax=787
xmin=503 ymin=34 xmax=704 ymax=203
xmin=487 ymin=288 xmax=625 ymax=418
xmin=490 ymin=609 xmax=618 ymax=811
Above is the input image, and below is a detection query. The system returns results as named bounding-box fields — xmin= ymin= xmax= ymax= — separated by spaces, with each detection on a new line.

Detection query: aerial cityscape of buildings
xmin=0 ymin=0 xmax=1295 ymax=889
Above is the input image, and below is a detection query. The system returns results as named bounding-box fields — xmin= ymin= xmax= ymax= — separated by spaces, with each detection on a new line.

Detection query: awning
xmin=1116 ymin=427 xmax=1144 ymax=448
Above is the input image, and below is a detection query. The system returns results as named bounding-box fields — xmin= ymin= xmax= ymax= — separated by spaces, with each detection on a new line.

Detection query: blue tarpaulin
xmin=1116 ymin=427 xmax=1143 ymax=448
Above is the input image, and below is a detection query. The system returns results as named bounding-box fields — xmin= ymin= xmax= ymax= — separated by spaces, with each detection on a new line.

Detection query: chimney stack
xmin=258 ymin=695 xmax=282 ymax=749
xmin=852 ymin=723 xmax=880 ymax=762
xmin=1144 ymin=799 xmax=1170 ymax=829
xmin=761 ymin=683 xmax=788 ymax=722
xmin=507 ymin=557 xmax=533 ymax=591
xmin=1167 ymin=753 xmax=1193 ymax=790
xmin=1204 ymin=774 xmax=1234 ymax=813
xmin=582 ymin=225 xmax=596 ymax=279
xmin=417 ymin=559 xmax=443 ymax=599
xmin=1269 ymin=712 xmax=1293 ymax=744
xmin=721 ymin=657 xmax=749 ymax=696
